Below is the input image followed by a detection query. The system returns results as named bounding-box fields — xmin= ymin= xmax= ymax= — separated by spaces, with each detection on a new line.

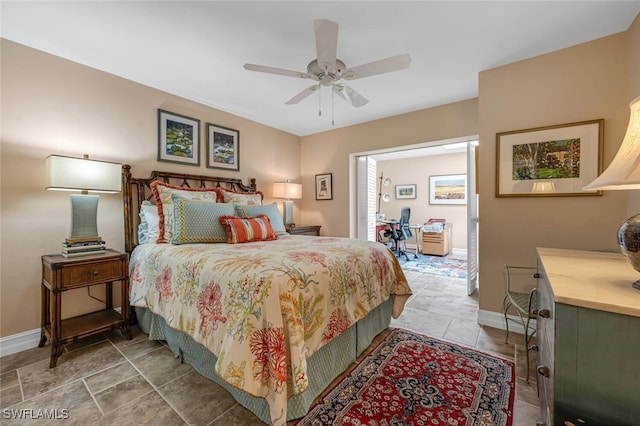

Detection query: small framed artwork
xmin=395 ymin=184 xmax=416 ymax=199
xmin=430 ymin=174 xmax=467 ymax=205
xmin=158 ymin=109 xmax=200 ymax=166
xmin=207 ymin=123 xmax=240 ymax=171
xmin=496 ymin=119 xmax=603 ymax=197
xmin=315 ymin=173 xmax=333 ymax=200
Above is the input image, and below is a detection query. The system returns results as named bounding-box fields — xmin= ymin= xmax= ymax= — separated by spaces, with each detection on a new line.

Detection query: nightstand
xmin=287 ymin=225 xmax=321 ymax=236
xmin=39 ymin=249 xmax=132 ymax=367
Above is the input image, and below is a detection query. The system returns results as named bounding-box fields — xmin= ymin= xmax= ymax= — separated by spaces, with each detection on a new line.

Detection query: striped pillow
xmin=235 ymin=203 xmax=288 ymax=236
xmin=219 ymin=215 xmax=277 ymax=244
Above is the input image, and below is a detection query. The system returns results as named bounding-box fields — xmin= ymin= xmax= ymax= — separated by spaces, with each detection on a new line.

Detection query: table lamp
xmin=583 ymin=96 xmax=640 ymax=288
xmin=273 ymin=180 xmax=302 ymax=226
xmin=46 ymin=154 xmax=121 ymax=242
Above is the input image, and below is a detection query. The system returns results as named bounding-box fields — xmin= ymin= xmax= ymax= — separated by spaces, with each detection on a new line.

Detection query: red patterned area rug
xmin=297 ymin=328 xmax=515 ymax=425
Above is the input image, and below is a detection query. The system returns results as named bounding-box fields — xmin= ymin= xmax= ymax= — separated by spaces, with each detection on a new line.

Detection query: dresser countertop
xmin=537 ymin=247 xmax=640 ymax=317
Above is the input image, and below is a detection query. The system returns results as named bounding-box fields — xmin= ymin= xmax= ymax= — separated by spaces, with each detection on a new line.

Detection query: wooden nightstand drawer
xmin=62 ymin=260 xmax=124 ymax=288
xmin=287 ymin=225 xmax=321 ymax=236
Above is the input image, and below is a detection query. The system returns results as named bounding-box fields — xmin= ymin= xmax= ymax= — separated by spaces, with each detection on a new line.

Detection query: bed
xmin=122 ymin=165 xmax=411 ymax=425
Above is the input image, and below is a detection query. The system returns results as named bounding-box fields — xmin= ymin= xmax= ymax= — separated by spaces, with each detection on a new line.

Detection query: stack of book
xmin=61 ymin=237 xmax=107 ymax=258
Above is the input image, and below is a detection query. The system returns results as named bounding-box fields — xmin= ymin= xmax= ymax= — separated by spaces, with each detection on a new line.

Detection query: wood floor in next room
xmin=0 ymin=268 xmax=540 ymax=425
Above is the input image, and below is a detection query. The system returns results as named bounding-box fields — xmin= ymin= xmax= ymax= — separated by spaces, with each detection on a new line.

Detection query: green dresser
xmin=536 ymin=248 xmax=640 ymax=426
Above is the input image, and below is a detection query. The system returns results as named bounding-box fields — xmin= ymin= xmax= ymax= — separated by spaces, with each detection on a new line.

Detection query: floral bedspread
xmin=129 ymin=235 xmax=411 ymax=425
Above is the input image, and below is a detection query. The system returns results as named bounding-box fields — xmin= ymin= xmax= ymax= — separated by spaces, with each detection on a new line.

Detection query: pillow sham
xmin=151 ymin=180 xmax=219 ymax=243
xmin=218 ymin=188 xmax=263 ymax=206
xmin=219 ymin=215 xmax=277 ymax=244
xmin=171 ymin=196 xmax=235 ymax=244
xmin=235 ymin=202 xmax=288 ymax=236
xmin=138 ymin=200 xmax=160 ymax=244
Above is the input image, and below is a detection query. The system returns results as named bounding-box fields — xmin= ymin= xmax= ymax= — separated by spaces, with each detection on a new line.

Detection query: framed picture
xmin=496 ymin=119 xmax=603 ymax=197
xmin=315 ymin=173 xmax=332 ymax=200
xmin=158 ymin=109 xmax=200 ymax=166
xmin=395 ymin=184 xmax=416 ymax=199
xmin=429 ymin=174 xmax=467 ymax=205
xmin=207 ymin=123 xmax=240 ymax=171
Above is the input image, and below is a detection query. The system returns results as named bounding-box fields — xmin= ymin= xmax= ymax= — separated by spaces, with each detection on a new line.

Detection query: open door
xmin=467 ymin=143 xmax=479 ymax=295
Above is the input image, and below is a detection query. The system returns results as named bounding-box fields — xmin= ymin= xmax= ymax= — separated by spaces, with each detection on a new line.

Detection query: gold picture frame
xmin=496 ymin=119 xmax=604 ymax=197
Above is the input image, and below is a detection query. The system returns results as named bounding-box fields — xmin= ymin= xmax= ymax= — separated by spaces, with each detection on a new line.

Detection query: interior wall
xmin=300 ymin=99 xmax=479 ymax=237
xmin=0 ymin=40 xmax=301 ymax=338
xmin=477 ymin=32 xmax=630 ymax=315
xmin=377 ymin=153 xmax=468 ymax=250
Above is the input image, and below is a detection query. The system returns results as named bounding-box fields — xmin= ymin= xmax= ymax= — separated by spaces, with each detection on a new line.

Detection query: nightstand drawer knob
xmin=92 ymin=270 xmax=99 ymax=276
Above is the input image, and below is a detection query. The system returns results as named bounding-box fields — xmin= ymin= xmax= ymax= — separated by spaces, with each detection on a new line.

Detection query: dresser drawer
xmin=423 ymin=232 xmax=444 ymax=243
xmin=61 ymin=260 xmax=124 ymax=288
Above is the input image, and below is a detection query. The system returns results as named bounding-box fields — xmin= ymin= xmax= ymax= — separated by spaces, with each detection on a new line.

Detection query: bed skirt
xmin=135 ymin=298 xmax=392 ymax=424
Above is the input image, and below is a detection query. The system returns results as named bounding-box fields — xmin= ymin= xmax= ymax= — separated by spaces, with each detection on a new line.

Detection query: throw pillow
xmin=151 ymin=180 xmax=219 ymax=243
xmin=235 ymin=202 xmax=288 ymax=236
xmin=219 ymin=215 xmax=277 ymax=244
xmin=171 ymin=196 xmax=235 ymax=244
xmin=218 ymin=188 xmax=263 ymax=206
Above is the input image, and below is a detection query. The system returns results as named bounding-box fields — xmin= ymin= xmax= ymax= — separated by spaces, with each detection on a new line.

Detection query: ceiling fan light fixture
xmin=244 ymin=19 xmax=410 ymax=113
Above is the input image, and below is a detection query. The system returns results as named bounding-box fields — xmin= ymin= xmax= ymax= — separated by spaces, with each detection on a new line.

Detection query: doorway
xmin=352 ymin=137 xmax=478 ymax=295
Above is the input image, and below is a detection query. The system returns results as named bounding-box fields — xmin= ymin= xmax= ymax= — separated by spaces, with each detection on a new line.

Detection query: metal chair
xmin=502 ymin=265 xmax=538 ymax=383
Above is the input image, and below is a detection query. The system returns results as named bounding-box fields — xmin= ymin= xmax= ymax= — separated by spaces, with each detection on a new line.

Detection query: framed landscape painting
xmin=395 ymin=184 xmax=416 ymax=199
xmin=496 ymin=119 xmax=603 ymax=197
xmin=207 ymin=123 xmax=240 ymax=171
xmin=158 ymin=109 xmax=200 ymax=166
xmin=429 ymin=174 xmax=467 ymax=205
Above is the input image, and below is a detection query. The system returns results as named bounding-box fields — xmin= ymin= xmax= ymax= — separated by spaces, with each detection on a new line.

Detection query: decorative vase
xmin=618 ymin=213 xmax=640 ymax=290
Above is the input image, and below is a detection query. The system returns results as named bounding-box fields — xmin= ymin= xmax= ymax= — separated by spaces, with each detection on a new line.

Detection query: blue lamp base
xmin=618 ymin=213 xmax=640 ymax=290
xmin=69 ymin=194 xmax=100 ymax=240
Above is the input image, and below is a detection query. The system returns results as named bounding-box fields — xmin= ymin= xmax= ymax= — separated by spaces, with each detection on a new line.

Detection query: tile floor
xmin=0 ymin=268 xmax=540 ymax=425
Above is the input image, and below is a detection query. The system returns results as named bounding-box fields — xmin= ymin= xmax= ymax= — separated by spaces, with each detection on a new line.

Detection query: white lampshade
xmin=46 ymin=154 xmax=121 ymax=193
xmin=273 ymin=181 xmax=302 ymax=199
xmin=583 ymin=96 xmax=640 ymax=191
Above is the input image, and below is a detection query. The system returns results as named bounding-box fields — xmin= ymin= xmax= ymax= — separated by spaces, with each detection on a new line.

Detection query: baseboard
xmin=477 ymin=308 xmax=536 ymax=335
xmin=0 ymin=307 xmax=123 ymax=357
xmin=0 ymin=328 xmax=41 ymax=357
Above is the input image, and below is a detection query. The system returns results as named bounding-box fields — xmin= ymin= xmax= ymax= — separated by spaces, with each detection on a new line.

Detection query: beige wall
xmin=478 ymin=32 xmax=631 ymax=314
xmin=0 ymin=40 xmax=301 ymax=337
xmin=377 ymin=153 xmax=468 ymax=250
xmin=300 ymin=99 xmax=479 ymax=237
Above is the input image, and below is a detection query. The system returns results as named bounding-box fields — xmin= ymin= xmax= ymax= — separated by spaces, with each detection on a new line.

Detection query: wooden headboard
xmin=122 ymin=164 xmax=257 ymax=254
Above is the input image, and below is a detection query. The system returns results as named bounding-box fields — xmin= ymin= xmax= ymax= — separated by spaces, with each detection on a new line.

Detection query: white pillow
xmin=138 ymin=201 xmax=160 ymax=244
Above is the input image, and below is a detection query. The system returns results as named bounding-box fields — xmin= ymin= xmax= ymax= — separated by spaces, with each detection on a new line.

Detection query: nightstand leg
xmin=49 ymin=345 xmax=63 ymax=368
xmin=38 ymin=334 xmax=48 ymax=347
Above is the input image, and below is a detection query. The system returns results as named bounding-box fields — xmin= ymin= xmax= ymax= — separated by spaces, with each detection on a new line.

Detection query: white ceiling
xmin=2 ymin=1 xmax=639 ymax=137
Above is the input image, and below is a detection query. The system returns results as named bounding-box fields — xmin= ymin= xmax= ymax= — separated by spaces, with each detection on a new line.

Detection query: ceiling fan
xmin=244 ymin=19 xmax=411 ymax=113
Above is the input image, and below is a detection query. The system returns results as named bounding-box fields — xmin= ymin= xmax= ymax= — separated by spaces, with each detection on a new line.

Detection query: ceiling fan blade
xmin=314 ymin=19 xmax=338 ymax=72
xmin=342 ymin=53 xmax=411 ymax=80
xmin=244 ymin=63 xmax=316 ymax=80
xmin=285 ymin=85 xmax=319 ymax=104
xmin=333 ymin=84 xmax=369 ymax=108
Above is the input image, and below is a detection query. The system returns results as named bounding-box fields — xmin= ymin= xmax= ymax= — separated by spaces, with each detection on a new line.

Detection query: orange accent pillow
xmin=219 ymin=215 xmax=277 ymax=244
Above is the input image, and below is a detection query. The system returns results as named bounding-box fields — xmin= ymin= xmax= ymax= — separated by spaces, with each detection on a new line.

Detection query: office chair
xmin=383 ymin=207 xmax=416 ymax=261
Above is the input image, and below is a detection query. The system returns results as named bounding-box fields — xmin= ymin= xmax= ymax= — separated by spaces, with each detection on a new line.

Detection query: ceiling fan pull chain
xmin=318 ymin=82 xmax=322 ymax=117
xmin=331 ymin=85 xmax=335 ymax=126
